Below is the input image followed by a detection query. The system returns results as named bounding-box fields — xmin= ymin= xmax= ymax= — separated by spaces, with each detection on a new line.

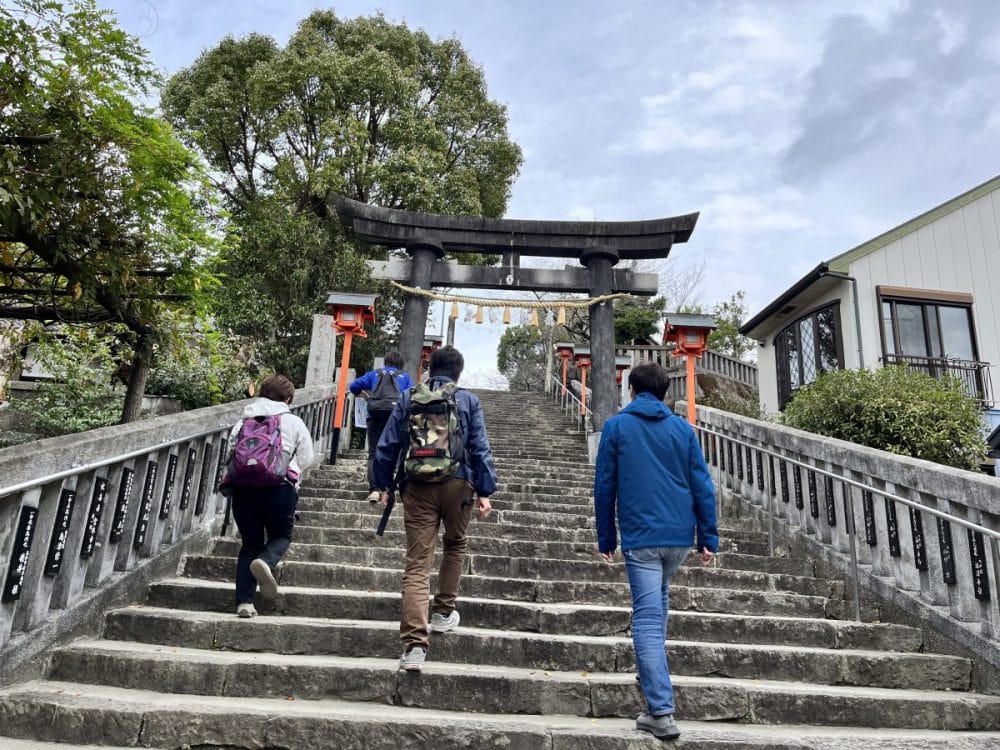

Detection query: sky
xmin=100 ymin=0 xmax=1000 ymax=385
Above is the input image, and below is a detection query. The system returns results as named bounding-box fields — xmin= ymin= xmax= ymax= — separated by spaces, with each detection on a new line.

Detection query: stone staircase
xmin=2 ymin=389 xmax=1000 ymax=748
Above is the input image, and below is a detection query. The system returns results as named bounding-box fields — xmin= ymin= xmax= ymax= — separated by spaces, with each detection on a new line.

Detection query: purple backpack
xmin=224 ymin=415 xmax=298 ymax=488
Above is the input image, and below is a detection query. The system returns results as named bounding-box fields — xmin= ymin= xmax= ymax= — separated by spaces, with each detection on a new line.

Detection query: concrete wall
xmin=844 ymin=188 xmax=1000 ymax=390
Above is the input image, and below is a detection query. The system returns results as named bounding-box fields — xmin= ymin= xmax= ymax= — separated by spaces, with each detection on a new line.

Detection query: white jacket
xmin=226 ymin=398 xmax=315 ymax=485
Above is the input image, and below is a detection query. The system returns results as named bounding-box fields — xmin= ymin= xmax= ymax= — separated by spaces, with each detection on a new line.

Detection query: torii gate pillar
xmin=399 ymin=239 xmax=445 ymax=382
xmin=582 ymin=246 xmax=619 ymax=437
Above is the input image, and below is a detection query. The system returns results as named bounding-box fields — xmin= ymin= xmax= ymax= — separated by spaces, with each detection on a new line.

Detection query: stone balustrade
xmin=691 ymin=403 xmax=1000 ymax=666
xmin=0 ymin=385 xmax=341 ymax=671
xmin=617 ymin=345 xmax=759 ymax=388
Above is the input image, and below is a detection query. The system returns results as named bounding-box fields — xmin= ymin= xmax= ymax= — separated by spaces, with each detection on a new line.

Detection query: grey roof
xmin=665 ymin=313 xmax=717 ymax=330
xmin=325 ymin=292 xmax=377 ymax=308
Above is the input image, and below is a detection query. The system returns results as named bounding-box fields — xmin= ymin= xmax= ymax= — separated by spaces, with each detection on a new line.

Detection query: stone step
xmin=288 ymin=524 xmax=782 ymax=559
xmin=186 ymin=552 xmax=842 ymax=599
xmin=300 ymin=486 xmax=598 ymax=505
xmin=44 ymin=642 xmax=989 ymax=728
xmin=6 ymin=680 xmax=1000 ymax=748
xmin=125 ymin=592 xmax=922 ymax=653
xmin=180 ymin=559 xmax=847 ymax=619
xmin=92 ymin=613 xmax=956 ymax=689
xmin=0 ymin=743 xmax=163 ymax=750
xmin=210 ymin=539 xmax=814 ymax=576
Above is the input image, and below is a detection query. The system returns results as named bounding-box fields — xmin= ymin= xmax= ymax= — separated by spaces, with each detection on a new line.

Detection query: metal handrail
xmin=546 ymin=373 xmax=592 ymax=433
xmin=695 ymin=418 xmax=1000 ymax=622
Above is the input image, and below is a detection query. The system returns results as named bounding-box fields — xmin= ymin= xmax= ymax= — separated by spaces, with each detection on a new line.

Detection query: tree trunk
xmin=120 ymin=330 xmax=154 ymax=423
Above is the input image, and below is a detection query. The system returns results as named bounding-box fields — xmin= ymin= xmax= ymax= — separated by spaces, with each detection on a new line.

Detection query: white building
xmin=741 ymin=175 xmax=1000 ymax=428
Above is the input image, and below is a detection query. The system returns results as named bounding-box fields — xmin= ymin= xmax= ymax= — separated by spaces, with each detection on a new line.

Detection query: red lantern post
xmin=326 ymin=292 xmax=376 ymax=463
xmin=573 ymin=346 xmax=592 ymax=416
xmin=662 ymin=313 xmax=717 ymax=426
xmin=553 ymin=342 xmax=576 ymax=395
xmin=418 ymin=335 xmax=444 ymax=382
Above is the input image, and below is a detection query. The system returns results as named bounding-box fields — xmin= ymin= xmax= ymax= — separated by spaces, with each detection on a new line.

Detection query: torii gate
xmin=335 ymin=196 xmax=698 ymax=448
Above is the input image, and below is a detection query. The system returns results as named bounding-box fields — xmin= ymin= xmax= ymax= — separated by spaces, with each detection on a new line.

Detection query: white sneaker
xmin=366 ymin=490 xmax=381 ymax=504
xmin=430 ymin=609 xmax=460 ymax=633
xmin=236 ymin=603 xmax=257 ymax=618
xmin=250 ymin=558 xmax=278 ymax=598
xmin=399 ymin=646 xmax=426 ymax=671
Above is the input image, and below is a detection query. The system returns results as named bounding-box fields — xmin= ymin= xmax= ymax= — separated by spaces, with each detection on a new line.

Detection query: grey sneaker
xmin=250 ymin=558 xmax=278 ymax=598
xmin=236 ymin=603 xmax=257 ymax=618
xmin=636 ymin=711 xmax=680 ymax=740
xmin=430 ymin=609 xmax=460 ymax=633
xmin=366 ymin=490 xmax=381 ymax=504
xmin=399 ymin=646 xmax=426 ymax=671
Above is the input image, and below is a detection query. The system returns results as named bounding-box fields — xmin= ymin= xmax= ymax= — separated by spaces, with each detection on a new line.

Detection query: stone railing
xmin=617 ymin=345 xmax=758 ymax=388
xmin=0 ymin=385 xmax=341 ymax=676
xmin=691 ymin=404 xmax=1000 ymax=672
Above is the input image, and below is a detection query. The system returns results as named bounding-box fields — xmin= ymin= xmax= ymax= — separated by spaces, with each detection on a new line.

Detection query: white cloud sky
xmin=101 ymin=0 xmax=1000 ymax=382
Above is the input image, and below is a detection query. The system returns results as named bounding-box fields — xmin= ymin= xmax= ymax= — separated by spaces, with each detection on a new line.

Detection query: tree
xmin=707 ymin=290 xmax=754 ymax=361
xmin=614 ymin=296 xmax=666 ymax=344
xmin=497 ymin=325 xmax=547 ymax=392
xmin=0 ymin=0 xmax=220 ymax=422
xmin=162 ymin=12 xmax=522 ymax=380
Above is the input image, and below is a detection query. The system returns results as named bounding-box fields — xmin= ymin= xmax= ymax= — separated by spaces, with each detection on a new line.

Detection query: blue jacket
xmin=349 ymin=366 xmax=413 ymax=396
xmin=594 ymin=392 xmax=718 ymax=555
xmin=372 ymin=376 xmax=497 ymax=497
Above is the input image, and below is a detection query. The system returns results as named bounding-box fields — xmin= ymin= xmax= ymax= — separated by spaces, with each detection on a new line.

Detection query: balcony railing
xmin=883 ymin=354 xmax=993 ymax=406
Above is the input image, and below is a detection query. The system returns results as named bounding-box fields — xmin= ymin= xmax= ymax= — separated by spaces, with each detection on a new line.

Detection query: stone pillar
xmin=399 ymin=239 xmax=445 ymax=382
xmin=305 ymin=314 xmax=336 ymax=387
xmin=582 ymin=246 xmax=619 ymax=460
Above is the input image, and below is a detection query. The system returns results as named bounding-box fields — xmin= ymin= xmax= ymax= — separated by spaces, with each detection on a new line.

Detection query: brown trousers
xmin=400 ymin=477 xmax=475 ymax=651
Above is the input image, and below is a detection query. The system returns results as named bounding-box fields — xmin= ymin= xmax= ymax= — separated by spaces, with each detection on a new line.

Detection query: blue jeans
xmin=231 ymin=483 xmax=298 ymax=604
xmin=623 ymin=545 xmax=690 ymax=716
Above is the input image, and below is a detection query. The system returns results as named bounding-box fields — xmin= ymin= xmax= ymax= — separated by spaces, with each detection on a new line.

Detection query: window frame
xmin=876 ymin=287 xmax=980 ymax=363
xmin=773 ymin=301 xmax=845 ymax=409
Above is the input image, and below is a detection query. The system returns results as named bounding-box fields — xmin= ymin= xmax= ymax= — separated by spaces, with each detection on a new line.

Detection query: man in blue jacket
xmin=594 ymin=362 xmax=718 ymax=741
xmin=373 ymin=345 xmax=497 ymax=672
xmin=350 ymin=351 xmax=413 ymax=503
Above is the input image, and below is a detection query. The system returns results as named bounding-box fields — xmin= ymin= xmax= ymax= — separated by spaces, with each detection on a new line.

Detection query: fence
xmin=691 ymin=404 xmax=1000 ymax=660
xmin=616 ymin=345 xmax=758 ymax=389
xmin=0 ymin=385 xmax=342 ymax=656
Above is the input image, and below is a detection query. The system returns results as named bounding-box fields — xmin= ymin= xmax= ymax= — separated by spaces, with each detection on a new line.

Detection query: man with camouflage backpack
xmin=372 ymin=345 xmax=497 ymax=671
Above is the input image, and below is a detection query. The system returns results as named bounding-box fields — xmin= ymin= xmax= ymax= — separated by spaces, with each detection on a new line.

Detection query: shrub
xmin=10 ymin=332 xmax=124 ymax=436
xmin=146 ymin=331 xmax=256 ymax=409
xmin=781 ymin=366 xmax=987 ymax=470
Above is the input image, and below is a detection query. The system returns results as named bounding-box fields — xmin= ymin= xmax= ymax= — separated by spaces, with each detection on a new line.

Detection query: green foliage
xmin=0 ymin=0 xmax=222 ymax=419
xmin=497 ymin=325 xmax=547 ymax=391
xmin=614 ymin=296 xmax=666 ymax=344
xmin=161 ymin=11 xmax=522 ymax=380
xmin=146 ymin=327 xmax=256 ymax=409
xmin=10 ymin=330 xmax=124 ymax=436
xmin=706 ymin=290 xmax=754 ymax=361
xmin=782 ymin=366 xmax=987 ymax=470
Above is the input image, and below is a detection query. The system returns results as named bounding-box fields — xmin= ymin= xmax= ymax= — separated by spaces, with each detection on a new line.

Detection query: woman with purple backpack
xmin=221 ymin=374 xmax=314 ymax=618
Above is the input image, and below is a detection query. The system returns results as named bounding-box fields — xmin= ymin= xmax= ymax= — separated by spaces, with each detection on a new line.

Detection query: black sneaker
xmin=636 ymin=711 xmax=681 ymax=740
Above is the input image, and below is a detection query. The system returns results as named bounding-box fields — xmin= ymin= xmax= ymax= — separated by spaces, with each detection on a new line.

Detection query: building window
xmin=775 ymin=302 xmax=843 ymax=408
xmin=880 ymin=297 xmax=977 ymax=362
xmin=879 ymin=288 xmax=989 ymax=403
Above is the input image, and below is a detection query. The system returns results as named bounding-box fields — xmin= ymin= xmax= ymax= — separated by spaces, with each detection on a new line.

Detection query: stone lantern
xmin=325 ymin=292 xmax=376 ymax=462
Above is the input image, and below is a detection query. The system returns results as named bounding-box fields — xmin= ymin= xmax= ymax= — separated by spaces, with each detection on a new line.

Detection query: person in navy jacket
xmin=372 ymin=345 xmax=497 ymax=672
xmin=350 ymin=352 xmax=413 ymax=502
xmin=593 ymin=362 xmax=718 ymax=741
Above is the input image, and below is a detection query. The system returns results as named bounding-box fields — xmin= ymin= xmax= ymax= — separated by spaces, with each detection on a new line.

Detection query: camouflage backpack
xmin=403 ymin=381 xmax=465 ymax=483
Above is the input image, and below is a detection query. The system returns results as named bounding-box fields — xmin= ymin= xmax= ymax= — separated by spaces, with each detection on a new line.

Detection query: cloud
xmin=782 ymin=1 xmax=1000 ymax=181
